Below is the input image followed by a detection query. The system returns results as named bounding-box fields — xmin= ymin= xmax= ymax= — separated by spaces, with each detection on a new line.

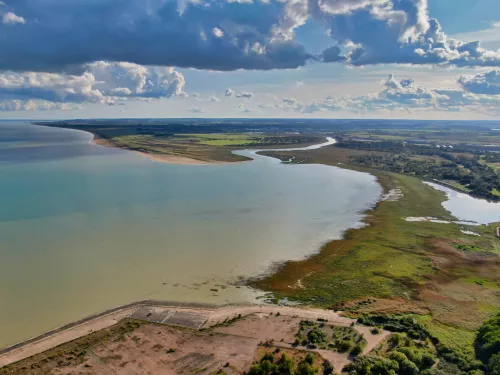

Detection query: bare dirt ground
xmin=0 ymin=307 xmax=137 ymax=368
xmin=0 ymin=304 xmax=391 ymax=375
xmin=53 ymin=324 xmax=259 ymax=375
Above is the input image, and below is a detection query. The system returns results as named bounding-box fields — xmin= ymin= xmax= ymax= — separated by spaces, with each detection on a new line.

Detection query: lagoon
xmin=424 ymin=182 xmax=500 ymax=224
xmin=0 ymin=121 xmax=382 ymax=348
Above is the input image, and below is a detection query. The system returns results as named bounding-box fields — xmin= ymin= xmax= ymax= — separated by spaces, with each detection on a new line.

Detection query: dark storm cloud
xmin=0 ymin=0 xmax=311 ymax=72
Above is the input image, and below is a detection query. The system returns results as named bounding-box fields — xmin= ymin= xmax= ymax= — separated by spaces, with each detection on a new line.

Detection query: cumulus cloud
xmin=236 ymin=92 xmax=254 ymax=99
xmin=2 ymin=12 xmax=25 ymax=25
xmin=458 ymin=70 xmax=500 ymax=95
xmin=0 ymin=62 xmax=186 ymax=110
xmin=0 ymin=100 xmax=70 ymax=111
xmin=0 ymin=0 xmax=310 ymax=72
xmin=1 ymin=0 xmax=500 ymax=74
xmin=224 ymin=88 xmax=254 ymax=99
xmin=269 ymin=73 xmax=500 ymax=115
xmin=318 ymin=0 xmax=500 ymax=67
xmin=3 ymin=0 xmax=500 ymax=113
xmin=321 ymin=45 xmax=345 ymax=62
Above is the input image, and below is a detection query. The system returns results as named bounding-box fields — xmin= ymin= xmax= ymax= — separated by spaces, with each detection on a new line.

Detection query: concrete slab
xmin=129 ymin=306 xmax=174 ymax=323
xmin=163 ymin=311 xmax=209 ymax=329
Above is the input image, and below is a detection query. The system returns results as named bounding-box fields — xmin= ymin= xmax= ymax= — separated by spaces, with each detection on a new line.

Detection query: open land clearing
xmin=0 ymin=302 xmax=390 ymax=374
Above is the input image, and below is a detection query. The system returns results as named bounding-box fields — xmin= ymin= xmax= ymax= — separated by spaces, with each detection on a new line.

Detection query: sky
xmin=1 ymin=0 xmax=500 ymax=120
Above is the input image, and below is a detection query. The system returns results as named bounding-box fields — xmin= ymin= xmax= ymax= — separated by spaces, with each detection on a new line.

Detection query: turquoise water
xmin=0 ymin=121 xmax=382 ymax=348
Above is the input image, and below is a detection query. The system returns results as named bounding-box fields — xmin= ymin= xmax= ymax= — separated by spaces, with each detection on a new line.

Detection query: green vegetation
xmin=345 ymin=316 xmax=481 ymax=375
xmin=476 ymin=313 xmax=500 ymax=366
xmin=337 ymin=139 xmax=500 ymax=201
xmin=295 ymin=320 xmax=366 ymax=354
xmin=453 ymin=243 xmax=483 ymax=252
xmin=37 ymin=119 xmax=322 ymax=162
xmin=344 ymin=312 xmax=500 ymax=375
xmin=248 ymin=351 xmax=328 ymax=375
xmin=256 ymin=142 xmax=500 ymax=366
xmin=107 ymin=132 xmax=319 ymax=162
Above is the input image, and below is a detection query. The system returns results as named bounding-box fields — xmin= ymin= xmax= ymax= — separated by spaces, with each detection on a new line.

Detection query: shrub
xmin=338 ymin=340 xmax=353 ymax=353
xmin=261 ymin=353 xmax=274 ymax=363
xmin=297 ymin=362 xmax=317 ymax=375
xmin=279 ymin=353 xmax=295 ymax=375
xmin=350 ymin=344 xmax=364 ymax=357
xmin=322 ymin=360 xmax=334 ymax=375
xmin=304 ymin=353 xmax=315 ymax=365
xmin=488 ymin=353 xmax=500 ymax=375
xmin=476 ymin=313 xmax=500 ymax=364
xmin=420 ymin=353 xmax=436 ymax=369
xmin=307 ymin=327 xmax=327 ymax=344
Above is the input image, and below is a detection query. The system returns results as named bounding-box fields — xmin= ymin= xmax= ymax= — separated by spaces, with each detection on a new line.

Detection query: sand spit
xmin=134 ymin=150 xmax=247 ymax=165
xmin=90 ymin=137 xmax=236 ymax=165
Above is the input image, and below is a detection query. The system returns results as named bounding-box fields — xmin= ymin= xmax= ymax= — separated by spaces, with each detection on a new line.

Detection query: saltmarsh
xmin=255 ymin=145 xmax=500 ymax=358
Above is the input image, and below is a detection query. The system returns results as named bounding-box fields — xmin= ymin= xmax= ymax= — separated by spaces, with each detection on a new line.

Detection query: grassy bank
xmin=255 ymin=145 xmax=500 ymax=358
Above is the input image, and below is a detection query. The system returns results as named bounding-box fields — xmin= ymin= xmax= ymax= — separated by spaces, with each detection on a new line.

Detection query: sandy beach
xmin=91 ymin=136 xmax=246 ymax=165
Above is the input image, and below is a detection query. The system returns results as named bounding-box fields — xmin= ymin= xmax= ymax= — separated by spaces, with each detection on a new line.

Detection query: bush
xmin=400 ymin=359 xmax=419 ymax=375
xmin=279 ymin=353 xmax=295 ymax=375
xmin=307 ymin=327 xmax=327 ymax=344
xmin=304 ymin=353 xmax=315 ymax=365
xmin=297 ymin=362 xmax=317 ymax=375
xmin=350 ymin=344 xmax=364 ymax=357
xmin=261 ymin=353 xmax=274 ymax=363
xmin=322 ymin=360 xmax=334 ymax=375
xmin=421 ymin=353 xmax=436 ymax=369
xmin=488 ymin=354 xmax=500 ymax=375
xmin=357 ymin=315 xmax=427 ymax=340
xmin=476 ymin=313 xmax=500 ymax=364
xmin=338 ymin=340 xmax=353 ymax=353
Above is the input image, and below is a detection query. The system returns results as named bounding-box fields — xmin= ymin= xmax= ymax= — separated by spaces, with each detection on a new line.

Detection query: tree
xmin=322 ymin=360 xmax=334 ymax=375
xmin=488 ymin=354 xmax=500 ymax=375
xmin=297 ymin=362 xmax=317 ymax=375
xmin=476 ymin=313 xmax=500 ymax=364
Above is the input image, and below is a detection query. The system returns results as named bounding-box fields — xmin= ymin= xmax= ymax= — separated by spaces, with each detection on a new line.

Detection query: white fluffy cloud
xmin=0 ymin=100 xmax=70 ymax=111
xmin=2 ymin=12 xmax=25 ymax=25
xmin=2 ymin=0 xmax=500 ymax=113
xmin=270 ymin=72 xmax=500 ymax=115
xmin=224 ymin=88 xmax=254 ymax=99
xmin=1 ymin=0 xmax=500 ymax=73
xmin=458 ymin=70 xmax=500 ymax=95
xmin=0 ymin=62 xmax=186 ymax=110
xmin=317 ymin=0 xmax=500 ymax=67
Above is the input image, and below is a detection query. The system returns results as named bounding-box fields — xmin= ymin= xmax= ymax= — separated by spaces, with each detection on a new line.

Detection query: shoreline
xmin=41 ymin=123 xmax=330 ymax=166
xmin=0 ymin=300 xmax=357 ymax=368
xmin=90 ymin=136 xmax=236 ymax=165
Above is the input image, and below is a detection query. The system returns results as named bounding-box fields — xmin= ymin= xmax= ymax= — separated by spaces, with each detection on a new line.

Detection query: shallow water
xmin=0 ymin=121 xmax=382 ymax=348
xmin=424 ymin=182 xmax=500 ymax=224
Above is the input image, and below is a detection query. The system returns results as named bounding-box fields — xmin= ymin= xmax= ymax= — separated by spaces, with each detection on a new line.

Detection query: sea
xmin=0 ymin=121 xmax=382 ymax=347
